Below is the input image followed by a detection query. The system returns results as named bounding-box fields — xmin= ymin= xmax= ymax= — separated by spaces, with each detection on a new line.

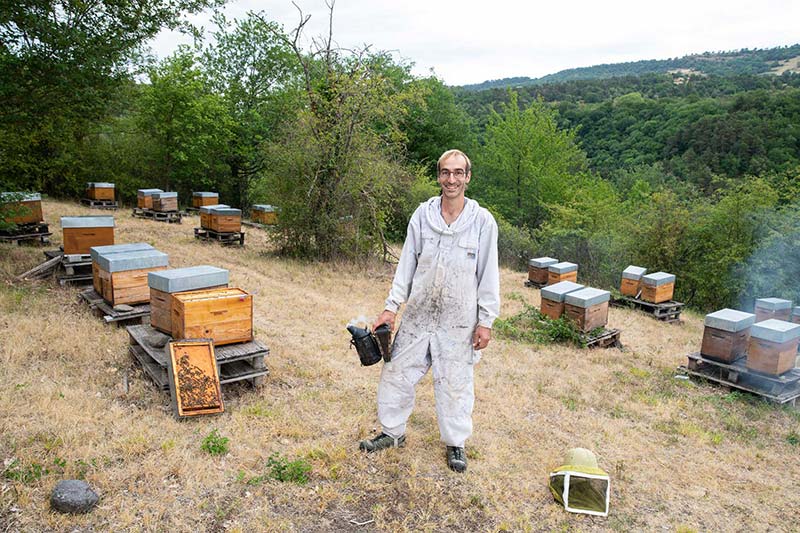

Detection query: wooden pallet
xmin=524 ymin=279 xmax=547 ymax=289
xmin=582 ymin=328 xmax=622 ymax=349
xmin=131 ymin=208 xmax=183 ymax=223
xmin=681 ymin=352 xmax=800 ymax=407
xmin=194 ymin=227 xmax=245 ymax=246
xmin=80 ymin=198 xmax=119 ymax=210
xmin=0 ymin=222 xmax=52 ymax=245
xmin=611 ymin=296 xmax=684 ymax=323
xmin=42 ymin=250 xmax=94 ymax=286
xmin=126 ymin=324 xmax=268 ymax=390
xmin=79 ymin=288 xmax=151 ymax=325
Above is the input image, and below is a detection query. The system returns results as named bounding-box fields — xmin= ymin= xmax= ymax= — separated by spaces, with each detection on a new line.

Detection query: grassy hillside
xmin=461 ymin=44 xmax=800 ymax=91
xmin=1 ymin=200 xmax=799 ymax=531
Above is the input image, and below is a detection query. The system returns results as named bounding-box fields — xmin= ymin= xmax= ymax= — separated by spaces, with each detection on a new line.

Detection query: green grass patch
xmin=200 ymin=429 xmax=229 ymax=456
xmin=245 ymin=453 xmax=312 ymax=485
xmin=494 ymin=303 xmax=586 ymax=346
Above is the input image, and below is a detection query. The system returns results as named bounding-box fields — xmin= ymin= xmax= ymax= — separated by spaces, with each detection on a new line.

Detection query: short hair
xmin=437 ymin=149 xmax=471 ymax=174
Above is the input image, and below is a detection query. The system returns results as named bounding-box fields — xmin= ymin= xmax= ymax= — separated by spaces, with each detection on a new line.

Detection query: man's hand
xmin=373 ymin=310 xmax=396 ymax=332
xmin=473 ymin=325 xmax=491 ymax=350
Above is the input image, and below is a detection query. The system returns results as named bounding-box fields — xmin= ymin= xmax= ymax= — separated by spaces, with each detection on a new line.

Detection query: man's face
xmin=437 ymin=155 xmax=471 ymax=200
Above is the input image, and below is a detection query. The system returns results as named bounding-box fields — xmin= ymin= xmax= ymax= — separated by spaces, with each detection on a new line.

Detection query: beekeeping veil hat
xmin=549 ymin=448 xmax=610 ymax=517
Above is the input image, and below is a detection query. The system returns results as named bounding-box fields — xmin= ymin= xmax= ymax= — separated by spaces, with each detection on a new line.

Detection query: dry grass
xmin=1 ymin=199 xmax=799 ymax=532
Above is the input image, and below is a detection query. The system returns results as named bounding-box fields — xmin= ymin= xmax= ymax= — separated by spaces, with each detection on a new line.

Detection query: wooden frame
xmin=167 ymin=339 xmax=224 ymax=418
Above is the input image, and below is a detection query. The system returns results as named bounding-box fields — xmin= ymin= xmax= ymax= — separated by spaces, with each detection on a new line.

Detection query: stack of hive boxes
xmin=152 ymin=192 xmax=178 ymax=212
xmin=252 ymin=204 xmax=278 ymax=225
xmin=1 ymin=192 xmax=43 ymax=225
xmin=203 ymin=206 xmax=241 ymax=233
xmin=85 ymin=182 xmax=115 ymax=201
xmin=540 ymin=281 xmax=584 ymax=320
xmin=90 ymin=243 xmax=154 ymax=295
xmin=754 ymin=298 xmax=792 ymax=322
xmin=61 ymin=216 xmax=115 ymax=255
xmin=640 ymin=272 xmax=675 ymax=303
xmin=199 ymin=204 xmax=229 ymax=230
xmin=564 ymin=288 xmax=612 ymax=333
xmin=137 ymin=189 xmax=163 ymax=209
xmin=91 ymin=244 xmax=169 ymax=306
xmin=548 ymin=262 xmax=578 ymax=286
xmin=192 ymin=192 xmax=219 ymax=208
xmin=701 ymin=309 xmax=755 ymax=363
xmin=620 ymin=266 xmax=647 ymax=297
xmin=528 ymin=257 xmax=558 ymax=285
xmin=148 ymin=266 xmax=253 ymax=345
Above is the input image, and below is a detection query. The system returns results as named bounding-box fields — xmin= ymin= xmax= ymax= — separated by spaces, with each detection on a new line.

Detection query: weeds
xmin=244 ymin=453 xmax=312 ymax=485
xmin=787 ymin=432 xmax=800 ymax=446
xmin=494 ymin=303 xmax=585 ymax=346
xmin=201 ymin=429 xmax=229 ymax=456
xmin=3 ymin=459 xmax=48 ymax=484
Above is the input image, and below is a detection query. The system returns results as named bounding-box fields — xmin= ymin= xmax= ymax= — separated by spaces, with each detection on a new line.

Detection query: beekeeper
xmin=359 ymin=149 xmax=500 ymax=473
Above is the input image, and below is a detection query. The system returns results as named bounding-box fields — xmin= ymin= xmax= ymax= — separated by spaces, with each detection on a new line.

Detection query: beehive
xmin=192 ymin=192 xmax=219 ymax=208
xmin=547 ymin=262 xmax=578 ymax=286
xmin=61 ymin=216 xmax=115 ymax=255
xmin=137 ymin=189 xmax=163 ymax=209
xmin=95 ymin=249 xmax=169 ymax=306
xmin=252 ymin=204 xmax=279 ymax=225
xmin=86 ymin=182 xmax=115 ymax=201
xmin=152 ymin=191 xmax=178 ymax=212
xmin=620 ymin=265 xmax=647 ymax=297
xmin=746 ymin=319 xmax=800 ymax=375
xmin=564 ymin=288 xmax=611 ymax=333
xmin=792 ymin=307 xmax=800 ymax=325
xmin=701 ymin=309 xmax=756 ymax=363
xmin=754 ymin=298 xmax=792 ymax=323
xmin=207 ymin=206 xmax=241 ymax=233
xmin=199 ymin=204 xmax=230 ymax=229
xmin=1 ymin=192 xmax=43 ymax=225
xmin=540 ymin=281 xmax=584 ymax=320
xmin=640 ymin=272 xmax=675 ymax=304
xmin=90 ymin=243 xmax=155 ymax=294
xmin=172 ymin=287 xmax=253 ymax=346
xmin=148 ymin=266 xmax=230 ymax=335
xmin=528 ymin=257 xmax=558 ymax=285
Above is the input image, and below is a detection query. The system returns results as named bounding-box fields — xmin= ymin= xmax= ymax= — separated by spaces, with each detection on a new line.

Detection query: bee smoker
xmin=347 ymin=324 xmax=392 ymax=366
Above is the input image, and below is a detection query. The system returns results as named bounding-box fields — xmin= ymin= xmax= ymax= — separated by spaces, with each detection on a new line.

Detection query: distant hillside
xmin=461 ymin=44 xmax=800 ymax=91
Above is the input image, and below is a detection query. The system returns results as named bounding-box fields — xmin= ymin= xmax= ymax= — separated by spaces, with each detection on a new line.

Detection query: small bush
xmin=787 ymin=432 xmax=800 ymax=447
xmin=494 ymin=303 xmax=585 ymax=346
xmin=201 ymin=429 xmax=229 ymax=456
xmin=266 ymin=452 xmax=311 ymax=485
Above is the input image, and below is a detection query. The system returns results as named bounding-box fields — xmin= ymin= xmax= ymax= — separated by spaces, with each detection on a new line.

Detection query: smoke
xmin=347 ymin=314 xmax=372 ymax=329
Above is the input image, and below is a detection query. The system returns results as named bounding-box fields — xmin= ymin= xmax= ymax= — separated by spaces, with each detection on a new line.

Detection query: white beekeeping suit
xmin=377 ymin=195 xmax=500 ymax=447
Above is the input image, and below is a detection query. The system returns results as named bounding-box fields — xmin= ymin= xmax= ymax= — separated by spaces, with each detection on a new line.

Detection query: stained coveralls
xmin=377 ymin=196 xmax=500 ymax=448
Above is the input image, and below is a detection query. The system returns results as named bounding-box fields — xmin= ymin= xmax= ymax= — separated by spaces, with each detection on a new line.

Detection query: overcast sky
xmin=149 ymin=0 xmax=800 ymax=86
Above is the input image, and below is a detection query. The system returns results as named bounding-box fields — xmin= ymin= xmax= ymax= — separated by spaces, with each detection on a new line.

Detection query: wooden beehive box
xmin=540 ymin=281 xmax=584 ymax=320
xmin=148 ymin=266 xmax=230 ymax=335
xmin=86 ymin=182 xmax=115 ymax=201
xmin=90 ymin=243 xmax=154 ymax=294
xmin=564 ymin=287 xmax=611 ymax=333
xmin=137 ymin=188 xmax=163 ymax=209
xmin=152 ymin=191 xmax=178 ymax=212
xmin=547 ymin=262 xmax=578 ymax=286
xmin=792 ymin=307 xmax=800 ymax=325
xmin=192 ymin=192 xmax=219 ymax=208
xmin=206 ymin=207 xmax=242 ymax=233
xmin=620 ymin=265 xmax=647 ymax=297
xmin=528 ymin=257 xmax=558 ymax=284
xmin=172 ymin=287 xmax=253 ymax=346
xmin=640 ymin=272 xmax=675 ymax=303
xmin=167 ymin=339 xmax=224 ymax=418
xmin=95 ymin=249 xmax=169 ymax=306
xmin=252 ymin=204 xmax=279 ymax=225
xmin=754 ymin=298 xmax=792 ymax=323
xmin=61 ymin=216 xmax=115 ymax=255
xmin=701 ymin=308 xmax=755 ymax=363
xmin=746 ymin=319 xmax=800 ymax=375
xmin=1 ymin=192 xmax=43 ymax=225
xmin=199 ymin=204 xmax=229 ymax=229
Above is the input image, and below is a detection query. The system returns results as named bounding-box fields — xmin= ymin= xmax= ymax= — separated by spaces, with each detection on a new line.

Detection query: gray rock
xmin=50 ymin=480 xmax=99 ymax=514
xmin=146 ymin=333 xmax=170 ymax=348
xmin=113 ymin=304 xmax=134 ymax=312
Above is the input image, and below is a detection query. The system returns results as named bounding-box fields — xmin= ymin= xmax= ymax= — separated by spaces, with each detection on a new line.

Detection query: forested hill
xmin=460 ymin=44 xmax=800 ymax=91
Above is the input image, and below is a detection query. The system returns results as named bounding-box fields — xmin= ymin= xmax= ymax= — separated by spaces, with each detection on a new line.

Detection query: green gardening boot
xmin=359 ymin=433 xmax=406 ymax=453
xmin=446 ymin=446 xmax=467 ymax=473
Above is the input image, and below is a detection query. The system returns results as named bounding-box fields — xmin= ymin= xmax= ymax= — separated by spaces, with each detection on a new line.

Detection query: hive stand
xmin=524 ymin=278 xmax=548 ymax=289
xmin=80 ymin=198 xmax=119 ymax=210
xmin=581 ymin=328 xmax=622 ymax=349
xmin=681 ymin=352 xmax=800 ymax=407
xmin=611 ymin=295 xmax=685 ymax=323
xmin=126 ymin=324 xmax=268 ymax=390
xmin=194 ymin=227 xmax=245 ymax=246
xmin=79 ymin=288 xmax=152 ymax=325
xmin=42 ymin=250 xmax=94 ymax=286
xmin=0 ymin=222 xmax=52 ymax=245
xmin=131 ymin=208 xmax=183 ymax=223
